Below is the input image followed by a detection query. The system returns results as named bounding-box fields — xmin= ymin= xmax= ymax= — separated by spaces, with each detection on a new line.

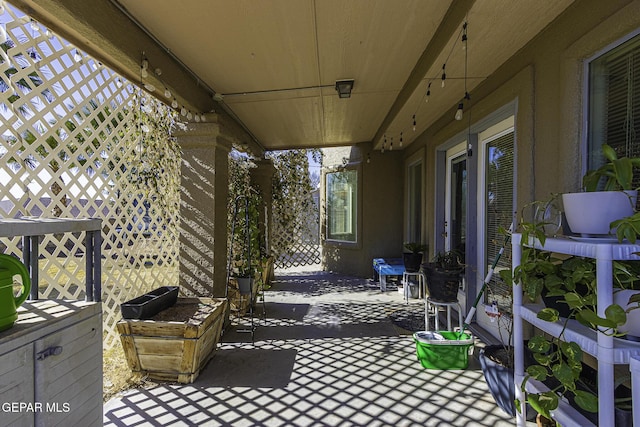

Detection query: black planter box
xmin=120 ymin=286 xmax=179 ymax=319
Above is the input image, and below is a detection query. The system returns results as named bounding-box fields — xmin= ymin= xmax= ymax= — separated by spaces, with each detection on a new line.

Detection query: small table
xmin=425 ymin=299 xmax=463 ymax=332
xmin=402 ymin=271 xmax=426 ymax=303
xmin=372 ymin=258 xmax=405 ymax=291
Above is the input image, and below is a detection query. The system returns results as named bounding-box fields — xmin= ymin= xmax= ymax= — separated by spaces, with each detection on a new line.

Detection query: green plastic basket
xmin=413 ymin=331 xmax=474 ymax=370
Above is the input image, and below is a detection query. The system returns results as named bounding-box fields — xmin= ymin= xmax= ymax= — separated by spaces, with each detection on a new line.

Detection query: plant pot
xmin=562 ymin=191 xmax=637 ymax=237
xmin=236 ymin=277 xmax=253 ymax=295
xmin=613 ymin=289 xmax=640 ymax=337
xmin=479 ymin=345 xmax=516 ymax=416
xmin=403 ymin=252 xmax=423 ymax=272
xmin=422 ymin=263 xmax=461 ymax=302
xmin=120 ymin=286 xmax=179 ymax=319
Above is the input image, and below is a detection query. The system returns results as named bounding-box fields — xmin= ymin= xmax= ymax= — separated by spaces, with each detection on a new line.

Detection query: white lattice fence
xmin=0 ymin=3 xmax=180 ymax=349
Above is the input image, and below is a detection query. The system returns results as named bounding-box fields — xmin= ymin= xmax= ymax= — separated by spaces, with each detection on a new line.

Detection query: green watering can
xmin=0 ymin=254 xmax=31 ymax=332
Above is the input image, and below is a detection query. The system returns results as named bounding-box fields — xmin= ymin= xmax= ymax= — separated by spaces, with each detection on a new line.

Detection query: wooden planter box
xmin=117 ymin=297 xmax=227 ymax=383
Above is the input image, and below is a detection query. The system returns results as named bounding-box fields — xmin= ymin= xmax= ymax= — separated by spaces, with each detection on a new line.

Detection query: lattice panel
xmin=0 ymin=4 xmax=180 ymax=349
xmin=271 ymin=204 xmax=320 ymax=269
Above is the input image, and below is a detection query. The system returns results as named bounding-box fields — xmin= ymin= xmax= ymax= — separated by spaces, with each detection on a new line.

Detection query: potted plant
xmin=513 ymin=221 xmax=640 ymax=422
xmin=421 ymin=250 xmax=463 ymax=302
xmin=562 ymin=144 xmax=640 ymax=237
xmin=403 ymin=242 xmax=427 ymax=272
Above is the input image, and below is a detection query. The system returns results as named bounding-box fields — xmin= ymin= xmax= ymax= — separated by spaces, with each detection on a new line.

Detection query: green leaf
xmin=605 ymin=303 xmax=627 ymax=326
xmin=526 ymin=365 xmax=548 ymax=381
xmin=528 ymin=335 xmax=552 ymax=353
xmin=537 ymin=308 xmax=560 ymax=323
xmin=576 ymin=308 xmax=617 ymax=328
xmin=528 ymin=391 xmax=559 ymax=419
xmin=552 ymin=362 xmax=577 ymax=389
xmin=574 ymin=390 xmax=599 ymax=412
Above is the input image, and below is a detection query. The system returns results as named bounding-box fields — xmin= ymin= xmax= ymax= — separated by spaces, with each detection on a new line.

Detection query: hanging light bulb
xmin=29 ymin=19 xmax=39 ymax=32
xmin=45 ymin=28 xmax=52 ymax=38
xmin=425 ymin=82 xmax=431 ymax=103
xmin=73 ymin=49 xmax=82 ymax=63
xmin=455 ymin=102 xmax=464 ymax=121
xmin=367 ymin=153 xmax=371 ymax=164
xmin=412 ymin=114 xmax=416 ymax=132
xmin=381 ymin=142 xmax=385 ymax=154
xmin=390 ymin=137 xmax=393 ymax=151
xmin=164 ymin=87 xmax=171 ymax=98
xmin=187 ymin=111 xmax=193 ymax=120
xmin=194 ymin=114 xmax=201 ymax=123
xmin=400 ymin=132 xmax=403 ymax=148
xmin=140 ymin=66 xmax=148 ymax=78
xmin=441 ymin=64 xmax=446 ymax=88
xmin=462 ymin=22 xmax=468 ymax=51
xmin=116 ymin=78 xmax=123 ymax=88
xmin=180 ymin=106 xmax=187 ymax=116
xmin=200 ymin=114 xmax=206 ymax=122
xmin=171 ymin=98 xmax=178 ymax=109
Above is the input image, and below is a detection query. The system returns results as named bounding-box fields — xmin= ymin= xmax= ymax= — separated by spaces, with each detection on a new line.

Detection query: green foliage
xmin=228 ymin=152 xmax=264 ymax=279
xmin=430 ymin=250 xmax=463 ymax=270
xmin=268 ymin=149 xmax=321 ymax=258
xmin=582 ymin=144 xmax=640 ymax=191
xmin=404 ymin=242 xmax=427 ymax=253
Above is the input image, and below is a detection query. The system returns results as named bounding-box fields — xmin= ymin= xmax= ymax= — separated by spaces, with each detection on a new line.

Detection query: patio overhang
xmin=10 ymin=0 xmax=574 ymax=153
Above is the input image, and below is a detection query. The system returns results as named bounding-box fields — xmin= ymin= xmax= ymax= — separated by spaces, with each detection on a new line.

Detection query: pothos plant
xmin=513 ymin=203 xmax=640 ymax=420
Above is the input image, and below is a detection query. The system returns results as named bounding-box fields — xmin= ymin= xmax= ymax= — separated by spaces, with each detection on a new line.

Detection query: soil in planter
xmin=151 ymin=301 xmax=216 ymax=323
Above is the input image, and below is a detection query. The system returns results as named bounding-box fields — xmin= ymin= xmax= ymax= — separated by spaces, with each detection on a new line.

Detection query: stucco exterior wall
xmin=405 ymin=0 xmax=640 ymax=257
xmin=321 ymin=144 xmax=404 ymax=278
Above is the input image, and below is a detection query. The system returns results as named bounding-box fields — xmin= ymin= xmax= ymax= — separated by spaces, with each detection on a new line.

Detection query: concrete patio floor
xmin=103 ymin=268 xmax=516 ymax=426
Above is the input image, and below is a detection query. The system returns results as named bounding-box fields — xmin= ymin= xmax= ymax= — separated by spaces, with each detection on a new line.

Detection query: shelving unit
xmin=0 ymin=218 xmax=102 ymax=301
xmin=512 ymin=234 xmax=640 ymax=426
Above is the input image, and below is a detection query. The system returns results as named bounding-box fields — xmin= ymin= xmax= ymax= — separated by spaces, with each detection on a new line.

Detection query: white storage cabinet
xmin=0 ymin=300 xmax=102 ymax=427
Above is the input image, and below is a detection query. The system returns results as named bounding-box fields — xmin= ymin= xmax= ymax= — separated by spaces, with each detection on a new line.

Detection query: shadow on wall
xmin=179 ymin=154 xmax=216 ymax=297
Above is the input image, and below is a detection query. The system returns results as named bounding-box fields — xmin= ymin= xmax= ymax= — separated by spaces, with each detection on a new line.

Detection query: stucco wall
xmin=405 ymin=0 xmax=640 ymax=256
xmin=321 ymin=144 xmax=404 ymax=278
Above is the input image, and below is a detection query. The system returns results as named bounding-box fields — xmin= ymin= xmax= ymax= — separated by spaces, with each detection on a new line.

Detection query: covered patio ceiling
xmin=14 ymin=0 xmax=573 ymax=154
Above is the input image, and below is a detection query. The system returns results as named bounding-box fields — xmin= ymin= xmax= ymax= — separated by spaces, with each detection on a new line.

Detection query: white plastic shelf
xmin=512 ymin=233 xmax=640 ymax=427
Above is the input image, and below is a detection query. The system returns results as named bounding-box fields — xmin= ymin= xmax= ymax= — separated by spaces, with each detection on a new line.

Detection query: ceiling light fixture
xmin=335 ymin=79 xmax=354 ymax=99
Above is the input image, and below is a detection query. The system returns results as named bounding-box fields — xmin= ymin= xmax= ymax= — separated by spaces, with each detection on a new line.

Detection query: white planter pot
xmin=562 ymin=190 xmax=637 ymax=237
xmin=613 ymin=289 xmax=640 ymax=338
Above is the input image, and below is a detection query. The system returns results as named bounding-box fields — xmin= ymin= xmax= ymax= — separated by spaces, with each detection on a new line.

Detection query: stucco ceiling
xmin=15 ymin=0 xmax=575 ymax=153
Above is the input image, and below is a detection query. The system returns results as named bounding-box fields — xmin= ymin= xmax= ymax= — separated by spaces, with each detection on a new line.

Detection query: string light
xmin=164 ymin=87 xmax=171 ymax=98
xmin=180 ymin=106 xmax=187 ymax=116
xmin=194 ymin=114 xmax=201 ymax=122
xmin=367 ymin=152 xmax=371 ymax=163
xmin=425 ymin=82 xmax=431 ymax=103
xmin=412 ymin=114 xmax=416 ymax=132
xmin=187 ymin=111 xmax=193 ymax=120
xmin=455 ymin=102 xmax=464 ymax=121
xmin=461 ymin=22 xmax=468 ymax=50
xmin=390 ymin=137 xmax=393 ymax=151
xmin=441 ymin=64 xmax=446 ymax=88
xmin=171 ymin=98 xmax=178 ymax=109
xmin=29 ymin=19 xmax=38 ymax=32
xmin=73 ymin=49 xmax=82 ymax=63
xmin=400 ymin=132 xmax=403 ymax=148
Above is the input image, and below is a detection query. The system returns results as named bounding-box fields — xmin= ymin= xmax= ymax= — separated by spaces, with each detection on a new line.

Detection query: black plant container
xmin=479 ymin=345 xmax=516 ymax=416
xmin=120 ymin=286 xmax=179 ymax=319
xmin=403 ymin=252 xmax=423 ymax=272
xmin=422 ymin=263 xmax=461 ymax=302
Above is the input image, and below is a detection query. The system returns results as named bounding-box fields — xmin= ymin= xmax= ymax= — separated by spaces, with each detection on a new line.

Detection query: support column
xmin=249 ymin=158 xmax=276 ymax=255
xmin=176 ymin=121 xmax=232 ymax=297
